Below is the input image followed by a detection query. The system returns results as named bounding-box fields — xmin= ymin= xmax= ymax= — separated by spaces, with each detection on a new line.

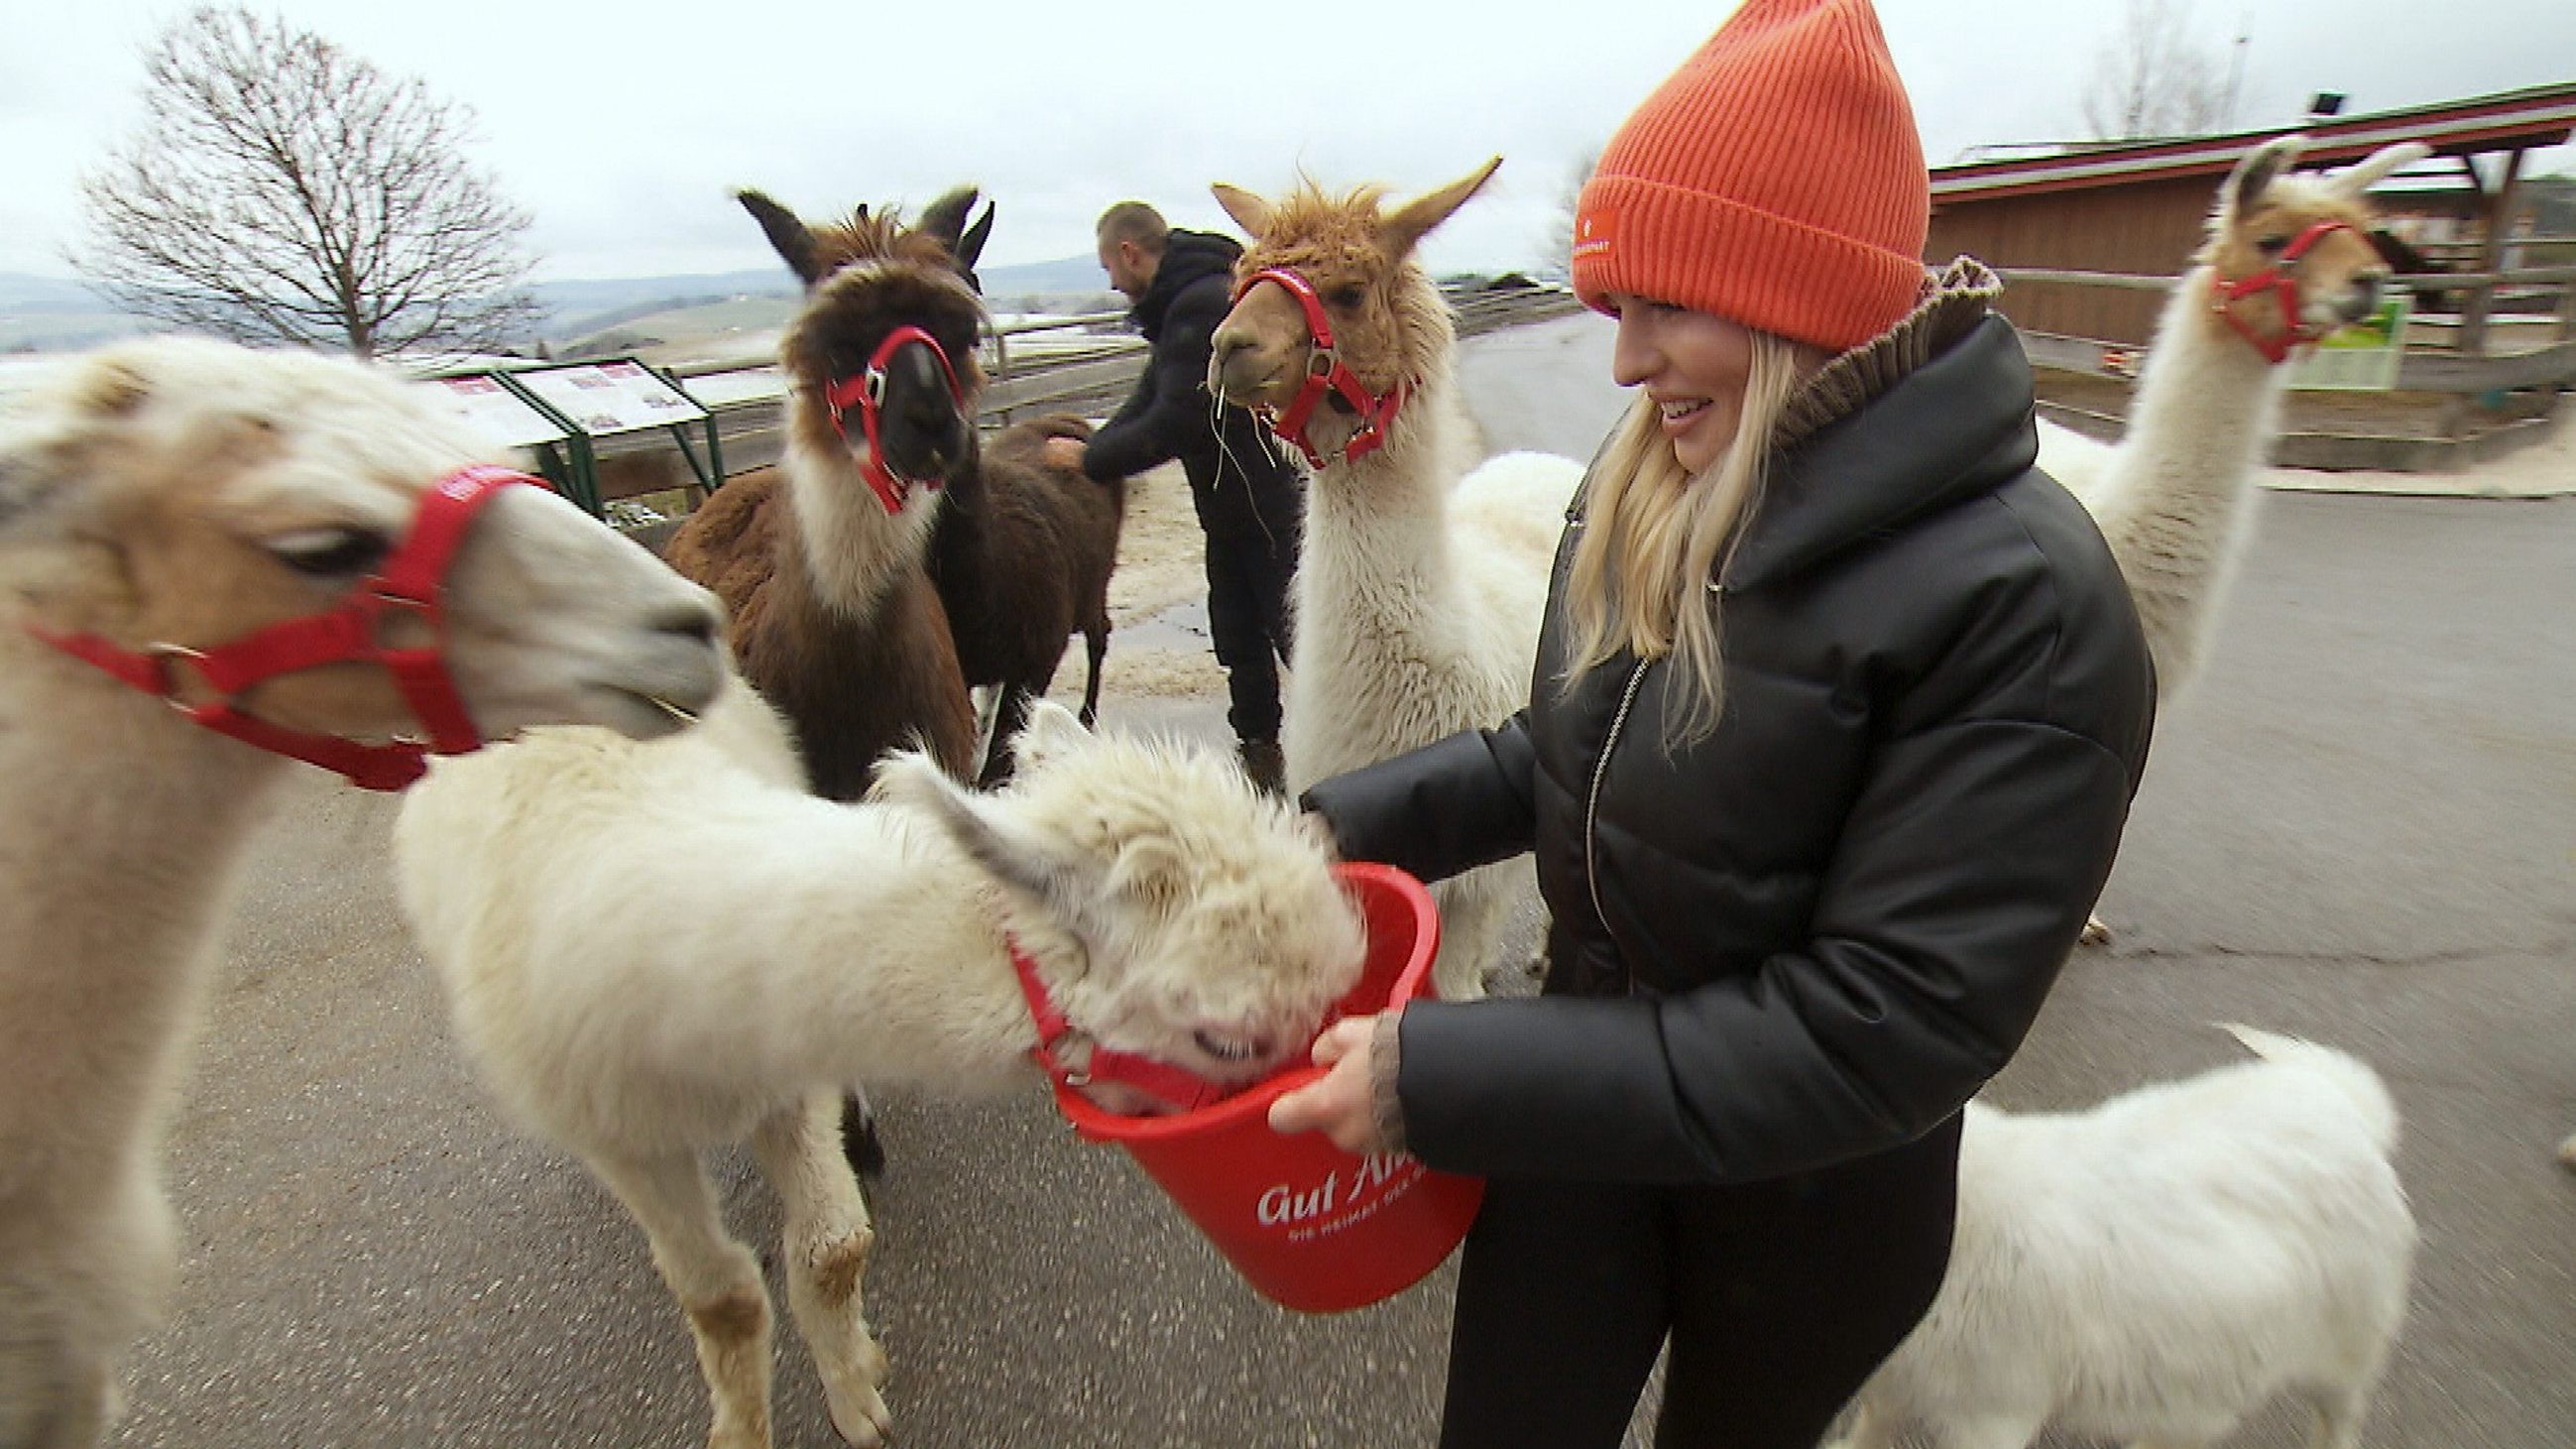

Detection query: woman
xmin=1267 ymin=2 xmax=2157 ymax=1445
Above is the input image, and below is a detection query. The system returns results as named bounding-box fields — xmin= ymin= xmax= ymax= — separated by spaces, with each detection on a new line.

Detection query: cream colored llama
xmin=0 ymin=337 xmax=727 ymax=1449
xmin=1833 ymin=1026 xmax=2414 ymax=1449
xmin=391 ymin=686 xmax=1367 ymax=1449
xmin=2040 ymin=137 xmax=2429 ymax=698
xmin=1209 ymin=158 xmax=1584 ymax=1001
xmin=2035 ymin=137 xmax=2426 ymax=943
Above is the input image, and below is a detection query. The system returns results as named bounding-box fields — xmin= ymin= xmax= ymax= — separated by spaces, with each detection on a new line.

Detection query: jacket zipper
xmin=1584 ymin=660 xmax=1649 ymax=993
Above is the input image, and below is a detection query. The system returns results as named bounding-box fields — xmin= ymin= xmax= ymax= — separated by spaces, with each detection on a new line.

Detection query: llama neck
xmin=779 ymin=405 xmax=941 ymax=621
xmin=1298 ymin=357 xmax=1473 ymax=632
xmin=0 ymin=638 xmax=290 ymax=1184
xmin=640 ymin=795 xmax=1062 ymax=1097
xmin=2089 ymin=266 xmax=2289 ymax=687
xmin=2110 ymin=267 xmax=2289 ymax=513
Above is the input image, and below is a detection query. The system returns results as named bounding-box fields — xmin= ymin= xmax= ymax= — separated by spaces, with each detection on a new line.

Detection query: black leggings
xmin=1438 ymin=1114 xmax=1960 ymax=1449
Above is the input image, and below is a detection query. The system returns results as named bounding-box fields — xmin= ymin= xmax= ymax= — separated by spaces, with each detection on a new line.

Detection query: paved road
xmin=105 ymin=319 xmax=2574 ymax=1447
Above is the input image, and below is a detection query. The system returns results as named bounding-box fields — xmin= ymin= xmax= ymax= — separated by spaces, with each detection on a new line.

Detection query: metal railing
xmin=652 ymin=282 xmax=1589 ymax=482
xmin=1996 ymin=262 xmax=2576 ymax=394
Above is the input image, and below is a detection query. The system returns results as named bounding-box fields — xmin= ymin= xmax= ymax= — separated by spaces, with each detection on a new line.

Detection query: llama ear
xmin=738 ymin=188 xmax=825 ymax=288
xmin=1010 ymin=699 xmax=1091 ymax=774
xmin=1212 ymin=182 xmax=1275 ymax=240
xmin=917 ymin=185 xmax=982 ymax=250
xmin=875 ymin=748 xmax=1103 ymax=924
xmin=1107 ymin=832 xmax=1193 ymax=919
xmin=1382 ymin=156 xmax=1503 ymax=260
xmin=2226 ymin=138 xmax=2301 ymax=218
xmin=2333 ymin=142 xmax=2432 ymax=201
xmin=957 ymin=200 xmax=996 ymax=277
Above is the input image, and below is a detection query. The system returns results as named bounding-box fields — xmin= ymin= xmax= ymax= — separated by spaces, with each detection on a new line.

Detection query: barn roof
xmin=1931 ymin=82 xmax=2576 ymax=205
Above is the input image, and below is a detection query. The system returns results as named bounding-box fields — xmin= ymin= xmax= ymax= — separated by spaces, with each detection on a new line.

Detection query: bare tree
xmin=1536 ymin=146 xmax=1601 ymax=282
xmin=2082 ymin=0 xmax=2235 ymax=141
xmin=71 ymin=7 xmax=538 ymax=359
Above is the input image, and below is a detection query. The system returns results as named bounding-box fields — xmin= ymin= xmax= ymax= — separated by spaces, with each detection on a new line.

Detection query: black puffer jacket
xmin=1081 ymin=229 xmax=1301 ymax=537
xmin=1304 ymin=291 xmax=2156 ymax=1186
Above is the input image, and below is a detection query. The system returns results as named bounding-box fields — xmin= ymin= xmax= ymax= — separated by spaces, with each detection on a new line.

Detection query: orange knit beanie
xmin=1573 ymin=0 xmax=1930 ymax=353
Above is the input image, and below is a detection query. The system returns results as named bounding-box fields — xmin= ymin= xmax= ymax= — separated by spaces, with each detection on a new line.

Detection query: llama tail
xmin=2218 ymin=1023 xmax=2400 ymax=1153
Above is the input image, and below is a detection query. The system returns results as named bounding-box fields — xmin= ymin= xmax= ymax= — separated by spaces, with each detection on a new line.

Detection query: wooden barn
xmin=1928 ymin=83 xmax=2576 ymax=349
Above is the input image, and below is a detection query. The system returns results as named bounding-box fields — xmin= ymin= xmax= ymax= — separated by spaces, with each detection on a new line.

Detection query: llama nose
xmin=655 ymin=597 xmax=722 ymax=647
xmin=1211 ymin=329 xmax=1255 ymax=384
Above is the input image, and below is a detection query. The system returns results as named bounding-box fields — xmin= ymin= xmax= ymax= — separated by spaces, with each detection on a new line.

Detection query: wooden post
xmin=2458 ymin=147 xmax=2525 ymax=358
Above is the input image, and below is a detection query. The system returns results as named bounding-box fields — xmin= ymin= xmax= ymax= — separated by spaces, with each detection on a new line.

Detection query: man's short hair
xmin=1096 ymin=201 xmax=1170 ymax=255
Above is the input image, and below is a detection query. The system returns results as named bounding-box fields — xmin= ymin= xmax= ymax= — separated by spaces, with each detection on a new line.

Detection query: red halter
xmin=23 ymin=464 xmax=528 ymax=792
xmin=2210 ymin=219 xmax=2362 ymax=366
xmin=1231 ymin=267 xmax=1410 ymax=469
xmin=824 ymin=324 xmax=967 ymax=514
xmin=1010 ymin=939 xmax=1236 ymax=1115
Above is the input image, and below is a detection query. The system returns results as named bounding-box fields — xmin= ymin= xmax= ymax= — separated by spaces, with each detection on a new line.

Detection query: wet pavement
xmin=96 ymin=318 xmax=2576 ymax=1448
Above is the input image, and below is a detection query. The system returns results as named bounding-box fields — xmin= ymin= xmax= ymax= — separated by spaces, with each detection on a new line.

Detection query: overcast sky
xmin=2 ymin=0 xmax=2569 ymax=285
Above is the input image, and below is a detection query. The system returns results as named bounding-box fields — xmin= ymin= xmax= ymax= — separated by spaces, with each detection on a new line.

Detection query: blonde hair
xmin=1559 ymin=330 xmax=1810 ymax=750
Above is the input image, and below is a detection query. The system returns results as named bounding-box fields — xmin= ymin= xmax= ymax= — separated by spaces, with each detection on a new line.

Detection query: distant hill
xmin=980 ymin=255 xmax=1111 ymax=296
xmin=0 ymin=274 xmax=113 ymax=309
xmin=0 ymin=254 xmax=1118 ymax=356
xmin=0 ymin=273 xmax=156 ymax=353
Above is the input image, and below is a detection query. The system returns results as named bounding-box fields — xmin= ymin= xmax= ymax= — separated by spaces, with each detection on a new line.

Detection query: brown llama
xmin=0 ymin=336 xmax=727 ymax=1448
xmin=891 ymin=184 xmax=1126 ymax=785
xmin=930 ymin=408 xmax=1125 ymax=785
xmin=661 ymin=186 xmax=991 ymax=800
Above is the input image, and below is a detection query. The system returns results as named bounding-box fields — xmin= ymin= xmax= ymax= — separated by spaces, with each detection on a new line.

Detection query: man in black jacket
xmin=1078 ymin=201 xmax=1302 ymax=792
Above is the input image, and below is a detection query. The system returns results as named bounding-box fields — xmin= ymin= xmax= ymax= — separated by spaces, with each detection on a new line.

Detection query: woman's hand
xmin=1041 ymin=435 xmax=1088 ymax=471
xmin=1268 ymin=1011 xmax=1396 ymax=1155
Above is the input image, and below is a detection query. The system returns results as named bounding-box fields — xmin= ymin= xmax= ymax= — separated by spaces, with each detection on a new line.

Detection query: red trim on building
xmin=1932 ymin=83 xmax=2576 ymax=207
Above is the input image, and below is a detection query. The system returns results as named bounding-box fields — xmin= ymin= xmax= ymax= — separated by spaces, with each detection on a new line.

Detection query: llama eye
xmin=2257 ymin=234 xmax=2290 ymax=254
xmin=1328 ymin=287 xmax=1365 ymax=309
xmin=269 ymin=527 xmax=392 ymax=578
xmin=1193 ymin=1028 xmax=1268 ymax=1064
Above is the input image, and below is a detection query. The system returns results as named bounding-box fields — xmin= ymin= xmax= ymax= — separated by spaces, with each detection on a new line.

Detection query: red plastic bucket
xmin=1050 ymin=861 xmax=1486 ymax=1313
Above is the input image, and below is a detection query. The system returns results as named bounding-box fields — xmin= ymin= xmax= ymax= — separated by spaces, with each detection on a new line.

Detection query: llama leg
xmin=1428 ymin=878 xmax=1496 ymax=1003
xmin=838 ymin=1093 xmax=886 ymax=1178
xmin=0 ymin=1341 xmax=113 ymax=1449
xmin=1931 ymin=1417 xmax=2048 ymax=1449
xmin=1078 ymin=622 xmax=1107 ymax=728
xmin=978 ymin=683 xmax=1035 ymax=788
xmin=2556 ymin=1129 xmax=2576 ymax=1170
xmin=1821 ymin=1397 xmax=1900 ymax=1449
xmin=584 ymin=1149 xmax=775 ymax=1449
xmin=2298 ymin=1376 xmax=2381 ymax=1449
xmin=751 ymin=1093 xmax=892 ymax=1449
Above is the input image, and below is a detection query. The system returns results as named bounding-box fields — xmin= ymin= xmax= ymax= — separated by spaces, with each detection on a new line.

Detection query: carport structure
xmin=1928 ymin=82 xmax=2576 ymax=348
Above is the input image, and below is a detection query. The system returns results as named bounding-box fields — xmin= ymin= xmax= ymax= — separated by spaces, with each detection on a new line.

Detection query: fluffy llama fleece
xmin=0 ymin=336 xmax=724 ymax=1449
xmin=1213 ymin=159 xmax=1583 ymax=1000
xmin=1835 ymin=1025 xmax=2416 ymax=1449
xmin=2035 ymin=138 xmax=2428 ymax=699
xmin=391 ymin=683 xmax=1366 ymax=1449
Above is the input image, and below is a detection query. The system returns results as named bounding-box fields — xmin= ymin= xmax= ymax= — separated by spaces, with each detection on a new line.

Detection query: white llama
xmin=2039 ymin=138 xmax=2430 ymax=698
xmin=1834 ymin=1025 xmax=2416 ymax=1449
xmin=0 ymin=337 xmax=727 ymax=1449
xmin=391 ymin=686 xmax=1369 ymax=1449
xmin=1210 ymin=158 xmax=1584 ymax=1001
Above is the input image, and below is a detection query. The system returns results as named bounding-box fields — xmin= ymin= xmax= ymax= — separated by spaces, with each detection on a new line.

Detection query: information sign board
xmin=513 ymin=360 xmax=710 ymax=435
xmin=422 ymin=373 xmax=570 ymax=449
xmin=2290 ymin=291 xmax=2410 ymax=392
